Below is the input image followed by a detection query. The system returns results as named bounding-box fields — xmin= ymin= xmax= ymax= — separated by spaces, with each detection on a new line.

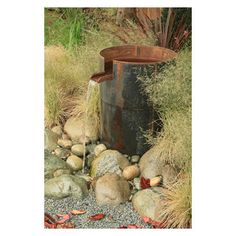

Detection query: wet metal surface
xmin=91 ymin=45 xmax=177 ymax=156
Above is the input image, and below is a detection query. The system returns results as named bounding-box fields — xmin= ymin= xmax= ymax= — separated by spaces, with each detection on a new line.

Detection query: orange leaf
xmin=70 ymin=209 xmax=87 ymax=215
xmin=127 ymin=224 xmax=142 ymax=228
xmin=57 ymin=222 xmax=75 ymax=228
xmin=88 ymin=213 xmax=105 ymax=220
xmin=142 ymin=216 xmax=151 ymax=223
xmin=56 ymin=214 xmax=70 ymax=224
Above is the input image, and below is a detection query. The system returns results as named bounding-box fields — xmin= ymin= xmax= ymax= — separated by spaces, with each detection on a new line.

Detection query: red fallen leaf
xmin=127 ymin=224 xmax=142 ymax=228
xmin=44 ymin=221 xmax=57 ymax=228
xmin=142 ymin=216 xmax=165 ymax=228
xmin=88 ymin=213 xmax=105 ymax=220
xmin=70 ymin=209 xmax=87 ymax=215
xmin=45 ymin=213 xmax=57 ymax=228
xmin=140 ymin=176 xmax=151 ymax=189
xmin=56 ymin=213 xmax=70 ymax=224
xmin=142 ymin=216 xmax=151 ymax=223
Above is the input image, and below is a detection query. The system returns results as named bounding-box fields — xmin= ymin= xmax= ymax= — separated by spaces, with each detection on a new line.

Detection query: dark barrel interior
xmin=91 ymin=45 xmax=177 ymax=155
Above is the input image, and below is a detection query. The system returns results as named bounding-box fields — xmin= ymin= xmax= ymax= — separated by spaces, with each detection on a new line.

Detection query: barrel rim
xmin=100 ymin=44 xmax=177 ymax=63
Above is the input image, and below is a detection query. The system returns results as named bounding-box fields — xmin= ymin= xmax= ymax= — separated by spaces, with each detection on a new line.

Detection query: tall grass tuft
xmin=139 ymin=50 xmax=192 ymax=228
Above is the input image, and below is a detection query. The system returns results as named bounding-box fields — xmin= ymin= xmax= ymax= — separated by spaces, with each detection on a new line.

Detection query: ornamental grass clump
xmin=139 ymin=50 xmax=192 ymax=228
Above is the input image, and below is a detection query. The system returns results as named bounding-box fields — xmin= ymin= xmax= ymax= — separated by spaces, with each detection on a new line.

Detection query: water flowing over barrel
xmin=91 ymin=45 xmax=177 ymax=156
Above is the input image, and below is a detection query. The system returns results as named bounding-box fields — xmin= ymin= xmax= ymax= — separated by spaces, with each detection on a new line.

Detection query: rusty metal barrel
xmin=91 ymin=45 xmax=177 ymax=156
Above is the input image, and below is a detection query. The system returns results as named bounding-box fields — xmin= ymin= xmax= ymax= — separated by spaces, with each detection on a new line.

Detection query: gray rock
xmin=131 ymin=155 xmax=140 ymax=164
xmin=94 ymin=144 xmax=107 ymax=156
xmin=86 ymin=144 xmax=97 ymax=154
xmin=44 ymin=150 xmax=71 ymax=181
xmin=139 ymin=145 xmax=179 ymax=184
xmin=132 ymin=187 xmax=166 ymax=221
xmin=133 ymin=178 xmax=141 ymax=190
xmin=44 ymin=129 xmax=58 ymax=151
xmin=45 ymin=174 xmax=89 ymax=199
xmin=86 ymin=153 xmax=96 ymax=168
xmin=57 ymin=139 xmax=73 ymax=149
xmin=66 ymin=155 xmax=83 ymax=171
xmin=54 ymin=147 xmax=71 ymax=160
xmin=51 ymin=125 xmax=63 ymax=137
xmin=90 ymin=150 xmax=130 ymax=177
xmin=95 ymin=173 xmax=131 ymax=205
xmin=71 ymin=144 xmax=88 ymax=157
xmin=139 ymin=145 xmax=162 ymax=179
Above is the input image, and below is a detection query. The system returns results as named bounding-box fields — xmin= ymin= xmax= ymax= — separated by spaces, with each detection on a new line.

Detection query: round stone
xmin=66 ymin=155 xmax=83 ymax=171
xmin=131 ymin=155 xmax=140 ymax=164
xmin=57 ymin=139 xmax=73 ymax=149
xmin=94 ymin=144 xmax=107 ymax=156
xmin=71 ymin=144 xmax=88 ymax=157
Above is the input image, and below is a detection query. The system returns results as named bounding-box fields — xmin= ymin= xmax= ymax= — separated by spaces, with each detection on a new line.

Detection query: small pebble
xmin=130 ymin=155 xmax=140 ymax=164
xmin=71 ymin=144 xmax=88 ymax=157
xmin=94 ymin=144 xmax=107 ymax=156
xmin=66 ymin=155 xmax=83 ymax=171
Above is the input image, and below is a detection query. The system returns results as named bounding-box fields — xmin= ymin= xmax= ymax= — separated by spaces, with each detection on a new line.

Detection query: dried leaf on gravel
xmin=127 ymin=224 xmax=142 ymax=228
xmin=118 ymin=226 xmax=128 ymax=228
xmin=70 ymin=209 xmax=87 ymax=215
xmin=140 ymin=176 xmax=151 ymax=189
xmin=56 ymin=213 xmax=70 ymax=224
xmin=88 ymin=213 xmax=105 ymax=220
xmin=142 ymin=216 xmax=165 ymax=228
xmin=57 ymin=222 xmax=75 ymax=228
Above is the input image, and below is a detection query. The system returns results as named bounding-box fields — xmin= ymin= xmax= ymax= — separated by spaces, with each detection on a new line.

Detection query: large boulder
xmin=139 ymin=145 xmax=178 ymax=185
xmin=64 ymin=115 xmax=99 ymax=143
xmin=132 ymin=187 xmax=166 ymax=221
xmin=45 ymin=174 xmax=88 ymax=199
xmin=90 ymin=150 xmax=129 ymax=177
xmin=44 ymin=129 xmax=58 ymax=151
xmin=95 ymin=173 xmax=131 ymax=205
xmin=44 ymin=150 xmax=72 ymax=181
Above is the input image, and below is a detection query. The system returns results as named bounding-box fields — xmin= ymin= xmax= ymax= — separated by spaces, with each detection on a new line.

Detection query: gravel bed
xmin=45 ymin=190 xmax=152 ymax=229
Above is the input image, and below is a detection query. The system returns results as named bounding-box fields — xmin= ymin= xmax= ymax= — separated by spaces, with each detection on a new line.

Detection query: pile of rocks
xmin=44 ymin=121 xmax=179 ymax=223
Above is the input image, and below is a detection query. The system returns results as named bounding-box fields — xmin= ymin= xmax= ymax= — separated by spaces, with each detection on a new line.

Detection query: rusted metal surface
xmin=91 ymin=45 xmax=177 ymax=155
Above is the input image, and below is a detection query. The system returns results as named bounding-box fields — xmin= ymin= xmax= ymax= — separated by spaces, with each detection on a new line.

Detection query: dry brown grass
xmin=160 ymin=172 xmax=192 ymax=228
xmin=139 ymin=50 xmax=192 ymax=228
xmin=44 ymin=45 xmax=87 ymax=127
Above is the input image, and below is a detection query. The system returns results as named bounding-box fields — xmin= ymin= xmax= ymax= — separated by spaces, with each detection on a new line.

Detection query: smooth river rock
xmin=71 ymin=144 xmax=88 ymax=157
xmin=95 ymin=173 xmax=131 ymax=205
xmin=45 ymin=174 xmax=88 ymax=199
xmin=44 ymin=150 xmax=71 ymax=181
xmin=132 ymin=187 xmax=166 ymax=221
xmin=90 ymin=149 xmax=130 ymax=177
xmin=139 ymin=145 xmax=178 ymax=185
xmin=66 ymin=155 xmax=83 ymax=171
